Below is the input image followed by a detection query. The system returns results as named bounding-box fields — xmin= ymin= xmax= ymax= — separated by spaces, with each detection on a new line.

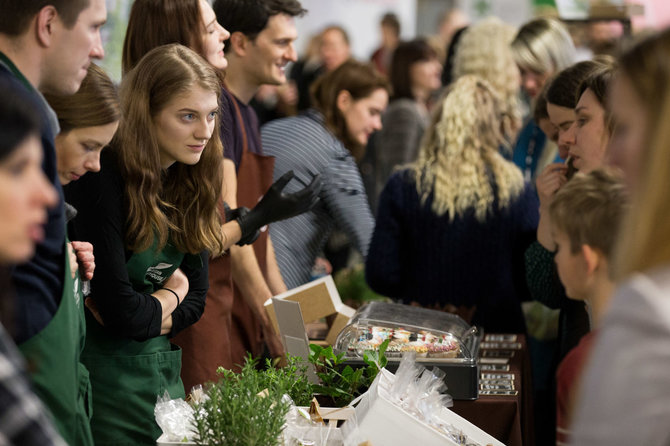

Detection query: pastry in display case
xmin=334 ymin=302 xmax=483 ymax=400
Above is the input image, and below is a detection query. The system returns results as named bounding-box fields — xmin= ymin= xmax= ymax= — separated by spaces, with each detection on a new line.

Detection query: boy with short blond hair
xmin=549 ymin=167 xmax=628 ymax=445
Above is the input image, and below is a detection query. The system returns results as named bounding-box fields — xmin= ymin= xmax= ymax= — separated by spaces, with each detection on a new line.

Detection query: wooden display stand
xmin=265 ymin=275 xmax=355 ymax=346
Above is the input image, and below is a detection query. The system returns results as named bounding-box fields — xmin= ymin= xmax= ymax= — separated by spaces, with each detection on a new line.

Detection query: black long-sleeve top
xmin=64 ymin=150 xmax=208 ymax=342
xmin=365 ymin=169 xmax=539 ymax=334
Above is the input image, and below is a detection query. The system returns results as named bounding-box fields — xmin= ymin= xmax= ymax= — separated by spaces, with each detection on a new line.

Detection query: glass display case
xmin=335 ymin=302 xmax=483 ymax=400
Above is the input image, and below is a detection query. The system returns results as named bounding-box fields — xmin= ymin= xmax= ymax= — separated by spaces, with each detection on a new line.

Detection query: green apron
xmin=82 ymin=240 xmax=194 ymax=446
xmin=19 ymin=239 xmax=94 ymax=446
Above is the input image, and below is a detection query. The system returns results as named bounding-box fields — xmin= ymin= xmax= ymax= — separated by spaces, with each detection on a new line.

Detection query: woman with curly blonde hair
xmin=452 ymin=17 xmax=522 ymax=143
xmin=366 ymin=75 xmax=538 ymax=333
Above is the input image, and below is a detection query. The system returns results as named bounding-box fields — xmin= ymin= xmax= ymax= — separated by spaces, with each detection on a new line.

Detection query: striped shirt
xmin=261 ymin=110 xmax=375 ymax=289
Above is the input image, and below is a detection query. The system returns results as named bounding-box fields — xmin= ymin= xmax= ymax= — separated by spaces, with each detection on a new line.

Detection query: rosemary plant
xmin=192 ymin=359 xmax=291 ymax=446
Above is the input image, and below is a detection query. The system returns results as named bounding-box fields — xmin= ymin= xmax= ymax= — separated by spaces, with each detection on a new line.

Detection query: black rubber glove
xmin=223 ymin=202 xmax=260 ymax=246
xmin=236 ymin=171 xmax=322 ymax=245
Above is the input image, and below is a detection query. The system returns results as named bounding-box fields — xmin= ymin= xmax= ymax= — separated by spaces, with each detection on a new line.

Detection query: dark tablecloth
xmin=451 ymin=334 xmax=534 ymax=446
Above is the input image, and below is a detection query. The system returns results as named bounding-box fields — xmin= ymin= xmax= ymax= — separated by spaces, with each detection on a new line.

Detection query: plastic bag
xmin=388 ymin=354 xmax=491 ymax=445
xmin=154 ymin=391 xmax=196 ymax=442
xmin=283 ymin=396 xmax=351 ymax=446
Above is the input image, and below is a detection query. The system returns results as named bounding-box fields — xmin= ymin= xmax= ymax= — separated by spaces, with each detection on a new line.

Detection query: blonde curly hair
xmin=452 ymin=17 xmax=521 ymax=139
xmin=411 ymin=75 xmax=525 ymax=221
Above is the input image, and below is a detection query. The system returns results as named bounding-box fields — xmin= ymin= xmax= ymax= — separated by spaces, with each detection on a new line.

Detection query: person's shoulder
xmin=384 ymin=98 xmax=420 ymax=119
xmin=219 ymin=87 xmax=236 ymax=117
xmin=264 ymin=112 xmax=312 ymax=129
xmin=389 ymin=97 xmax=419 ymax=111
xmin=262 ymin=115 xmax=297 ymax=132
xmin=0 ymin=67 xmax=30 ymax=96
xmin=382 ymin=168 xmax=416 ymax=196
xmin=263 ymin=112 xmax=327 ymax=142
xmin=612 ymin=267 xmax=670 ymax=321
xmin=0 ymin=68 xmax=52 ymax=129
xmin=389 ymin=168 xmax=414 ymax=184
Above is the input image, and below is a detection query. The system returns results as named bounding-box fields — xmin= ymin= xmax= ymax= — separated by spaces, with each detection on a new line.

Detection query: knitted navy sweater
xmin=365 ymin=169 xmax=539 ymax=333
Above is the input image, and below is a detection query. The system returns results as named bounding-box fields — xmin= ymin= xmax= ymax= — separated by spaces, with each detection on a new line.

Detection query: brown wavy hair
xmin=122 ymin=0 xmax=206 ymax=75
xmin=576 ymin=64 xmax=618 ymax=136
xmin=310 ymin=60 xmax=390 ymax=160
xmin=116 ymin=44 xmax=225 ymax=256
xmin=44 ymin=63 xmax=120 ymax=133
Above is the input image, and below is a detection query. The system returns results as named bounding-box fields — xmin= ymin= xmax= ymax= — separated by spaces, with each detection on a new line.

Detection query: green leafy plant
xmin=307 ymin=339 xmax=389 ymax=407
xmin=192 ymin=358 xmax=291 ymax=446
xmin=257 ymin=355 xmax=314 ymax=407
xmin=191 ymin=341 xmax=389 ymax=445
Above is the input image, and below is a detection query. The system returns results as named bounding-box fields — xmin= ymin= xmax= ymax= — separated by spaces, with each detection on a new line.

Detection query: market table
xmin=451 ymin=334 xmax=534 ymax=446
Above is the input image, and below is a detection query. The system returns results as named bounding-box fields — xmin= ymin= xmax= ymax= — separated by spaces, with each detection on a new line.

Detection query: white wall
xmin=294 ymin=0 xmax=417 ymax=61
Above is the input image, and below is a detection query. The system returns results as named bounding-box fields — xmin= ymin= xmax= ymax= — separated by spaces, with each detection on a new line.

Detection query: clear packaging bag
xmin=154 ymin=391 xmax=197 ymax=443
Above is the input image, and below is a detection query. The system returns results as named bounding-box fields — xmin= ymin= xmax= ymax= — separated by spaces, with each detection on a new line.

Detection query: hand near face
xmin=71 ymin=241 xmax=95 ymax=280
xmin=536 ymin=162 xmax=568 ymax=209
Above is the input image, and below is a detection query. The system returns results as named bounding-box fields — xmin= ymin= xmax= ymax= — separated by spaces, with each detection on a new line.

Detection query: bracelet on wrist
xmin=164 ymin=287 xmax=180 ymax=305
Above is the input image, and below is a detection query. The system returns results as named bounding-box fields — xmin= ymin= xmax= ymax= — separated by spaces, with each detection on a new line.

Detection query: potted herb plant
xmin=191 ymin=357 xmax=309 ymax=446
xmin=189 ymin=341 xmax=388 ymax=444
xmin=307 ymin=340 xmax=389 ymax=407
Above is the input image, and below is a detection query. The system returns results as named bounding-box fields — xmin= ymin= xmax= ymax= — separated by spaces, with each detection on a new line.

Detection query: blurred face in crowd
xmin=607 ymin=74 xmax=648 ymax=190
xmin=320 ymin=28 xmax=350 ymax=72
xmin=538 ymin=117 xmax=558 ymax=144
xmin=199 ymin=0 xmax=230 ymax=70
xmin=42 ymin=0 xmax=107 ymax=95
xmin=519 ymin=66 xmax=550 ymax=99
xmin=553 ymin=226 xmax=590 ymax=301
xmin=154 ymin=85 xmax=219 ymax=168
xmin=338 ymin=88 xmax=388 ymax=147
xmin=0 ymin=136 xmax=58 ymax=263
xmin=410 ymin=57 xmax=443 ymax=98
xmin=547 ymin=102 xmax=577 ymax=159
xmin=381 ymin=23 xmax=399 ymax=49
xmin=570 ymin=89 xmax=608 ymax=173
xmin=55 ymin=122 xmax=118 ymax=185
xmin=245 ymin=13 xmax=298 ymax=86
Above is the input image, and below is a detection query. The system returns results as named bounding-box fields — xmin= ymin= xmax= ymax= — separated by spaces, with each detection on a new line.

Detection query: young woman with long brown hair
xmin=65 ymin=44 xmax=226 ymax=446
xmin=119 ymin=0 xmax=320 ymax=392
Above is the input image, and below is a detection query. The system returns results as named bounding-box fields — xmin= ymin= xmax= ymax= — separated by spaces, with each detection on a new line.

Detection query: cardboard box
xmin=265 ymin=275 xmax=354 ymax=346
